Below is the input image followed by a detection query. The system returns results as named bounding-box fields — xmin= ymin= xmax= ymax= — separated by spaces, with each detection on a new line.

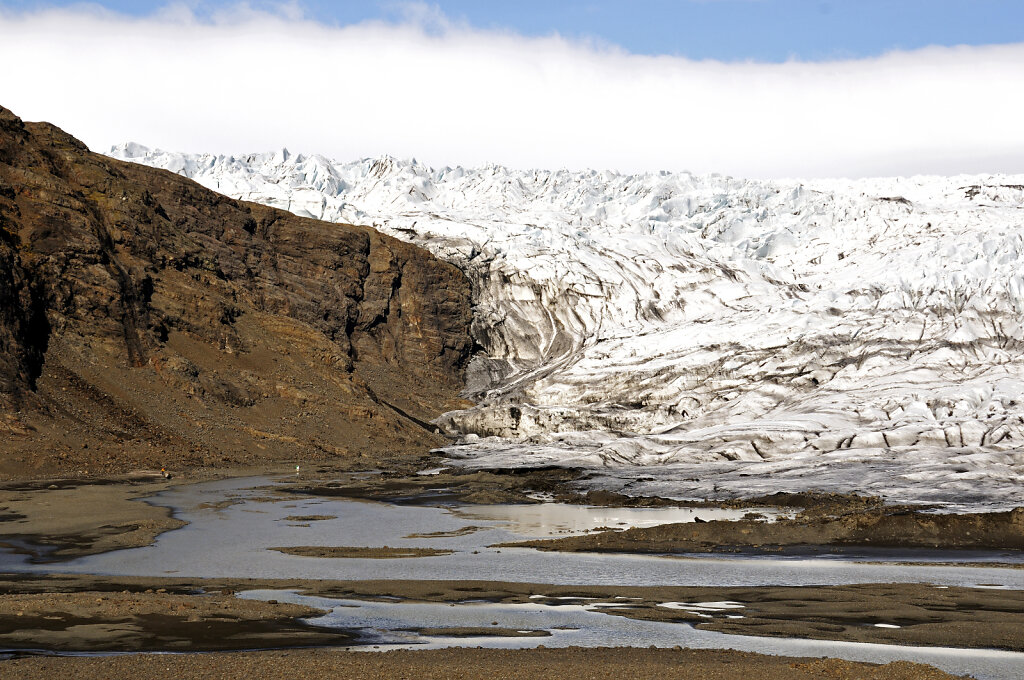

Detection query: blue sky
xmin=1 ymin=1 xmax=1022 ymax=177
xmin=4 ymin=0 xmax=1024 ymax=61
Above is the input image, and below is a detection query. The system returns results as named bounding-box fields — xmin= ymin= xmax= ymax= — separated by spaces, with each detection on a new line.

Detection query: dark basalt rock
xmin=0 ymin=105 xmax=473 ymax=476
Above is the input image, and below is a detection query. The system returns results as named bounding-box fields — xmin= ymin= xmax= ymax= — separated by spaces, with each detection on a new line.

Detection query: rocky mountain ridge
xmin=0 ymin=107 xmax=473 ymax=478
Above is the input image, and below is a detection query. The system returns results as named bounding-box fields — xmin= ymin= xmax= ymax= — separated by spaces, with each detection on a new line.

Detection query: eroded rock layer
xmin=0 ymin=107 xmax=472 ymax=477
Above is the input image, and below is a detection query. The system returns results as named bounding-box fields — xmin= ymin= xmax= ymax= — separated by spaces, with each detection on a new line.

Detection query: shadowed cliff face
xmin=0 ymin=106 xmax=473 ymax=478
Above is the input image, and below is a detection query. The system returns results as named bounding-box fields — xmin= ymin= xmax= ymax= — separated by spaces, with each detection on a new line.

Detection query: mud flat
xmin=0 ymin=574 xmax=1021 ymax=654
xmin=1 ymin=474 xmax=1022 ymax=679
xmin=0 ymin=576 xmax=351 ymax=652
xmin=0 ymin=476 xmax=185 ymax=561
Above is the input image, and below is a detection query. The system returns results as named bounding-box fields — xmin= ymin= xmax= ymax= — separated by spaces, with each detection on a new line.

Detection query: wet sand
xmin=0 ymin=580 xmax=351 ymax=652
xmin=0 ymin=646 xmax=965 ymax=680
xmin=0 ymin=476 xmax=184 ymax=561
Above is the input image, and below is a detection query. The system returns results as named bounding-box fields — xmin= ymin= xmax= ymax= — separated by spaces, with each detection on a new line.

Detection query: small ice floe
xmin=530 ymin=594 xmax=605 ymax=604
xmin=416 ymin=467 xmax=448 ymax=476
xmin=874 ymin=623 xmax=901 ymax=629
xmin=552 ymin=596 xmax=598 ymax=600
xmin=658 ymin=601 xmax=745 ymax=612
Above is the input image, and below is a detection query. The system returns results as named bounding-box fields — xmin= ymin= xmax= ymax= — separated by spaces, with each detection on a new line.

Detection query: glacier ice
xmin=108 ymin=144 xmax=1024 ymax=510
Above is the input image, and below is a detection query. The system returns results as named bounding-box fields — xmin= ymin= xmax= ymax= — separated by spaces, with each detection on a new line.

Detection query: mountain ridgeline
xmin=0 ymin=106 xmax=473 ymax=478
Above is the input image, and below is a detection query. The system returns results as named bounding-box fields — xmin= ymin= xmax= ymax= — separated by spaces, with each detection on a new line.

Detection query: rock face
xmin=0 ymin=106 xmax=472 ymax=477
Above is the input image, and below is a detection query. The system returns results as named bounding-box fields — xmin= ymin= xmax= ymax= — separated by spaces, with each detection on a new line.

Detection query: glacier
xmin=108 ymin=144 xmax=1024 ymax=510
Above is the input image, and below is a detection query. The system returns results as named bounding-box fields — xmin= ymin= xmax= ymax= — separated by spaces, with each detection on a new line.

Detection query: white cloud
xmin=1 ymin=2 xmax=1022 ymax=178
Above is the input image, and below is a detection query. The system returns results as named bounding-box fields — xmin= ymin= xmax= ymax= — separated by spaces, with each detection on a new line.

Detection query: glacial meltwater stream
xmin=2 ymin=475 xmax=1023 ymax=679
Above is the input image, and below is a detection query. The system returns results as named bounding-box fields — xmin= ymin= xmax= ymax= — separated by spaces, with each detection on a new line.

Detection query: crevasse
xmin=108 ymin=144 xmax=1024 ymax=510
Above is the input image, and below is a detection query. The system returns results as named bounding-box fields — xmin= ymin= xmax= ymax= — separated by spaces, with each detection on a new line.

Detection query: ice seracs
xmin=109 ymin=143 xmax=1024 ymax=510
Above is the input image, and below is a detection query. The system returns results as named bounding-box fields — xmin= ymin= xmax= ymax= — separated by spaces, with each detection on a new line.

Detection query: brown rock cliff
xmin=0 ymin=105 xmax=473 ymax=478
